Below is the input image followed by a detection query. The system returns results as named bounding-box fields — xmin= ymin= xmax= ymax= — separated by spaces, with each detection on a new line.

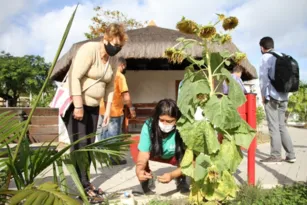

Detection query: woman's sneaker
xmin=284 ymin=156 xmax=296 ymax=163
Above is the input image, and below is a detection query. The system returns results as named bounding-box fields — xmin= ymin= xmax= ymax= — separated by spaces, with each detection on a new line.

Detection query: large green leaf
xmin=228 ymin=119 xmax=256 ymax=149
xmin=203 ymin=121 xmax=220 ymax=154
xmin=221 ymin=68 xmax=246 ymax=108
xmin=203 ymin=170 xmax=237 ymax=201
xmin=210 ymin=53 xmax=224 ymax=74
xmin=178 ymin=120 xmax=219 ymax=154
xmin=180 ymin=149 xmax=193 ymax=168
xmin=178 ymin=121 xmax=207 ymax=153
xmin=178 ymin=68 xmax=210 ymax=122
xmin=180 ymin=149 xmax=194 ymax=178
xmin=4 ymin=182 xmax=80 ymax=205
xmin=194 ymin=153 xmax=212 ymax=181
xmin=211 ymin=139 xmax=243 ymax=173
xmin=203 ymin=95 xmax=241 ymax=130
xmin=181 ymin=162 xmax=194 ymax=179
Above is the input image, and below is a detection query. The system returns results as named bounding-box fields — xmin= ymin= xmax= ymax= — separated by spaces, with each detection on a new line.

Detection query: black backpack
xmin=267 ymin=51 xmax=299 ymax=93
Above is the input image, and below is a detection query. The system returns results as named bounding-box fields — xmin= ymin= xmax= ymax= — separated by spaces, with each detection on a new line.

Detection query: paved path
xmin=91 ymin=126 xmax=307 ymax=203
xmin=34 ymin=126 xmax=306 ymax=204
xmin=236 ymin=126 xmax=307 ymax=189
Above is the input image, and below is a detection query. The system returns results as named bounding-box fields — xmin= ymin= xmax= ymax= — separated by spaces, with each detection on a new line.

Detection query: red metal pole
xmin=246 ymin=94 xmax=257 ymax=185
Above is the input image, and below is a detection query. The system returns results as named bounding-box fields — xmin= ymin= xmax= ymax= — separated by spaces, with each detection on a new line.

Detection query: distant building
xmin=244 ymin=79 xmax=262 ymax=107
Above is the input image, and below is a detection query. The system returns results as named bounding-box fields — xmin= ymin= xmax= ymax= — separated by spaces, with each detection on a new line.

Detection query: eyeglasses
xmin=159 ymin=118 xmax=176 ymax=124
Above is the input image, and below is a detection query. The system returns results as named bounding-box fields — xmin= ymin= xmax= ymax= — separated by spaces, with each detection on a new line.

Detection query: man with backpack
xmin=259 ymin=36 xmax=299 ymax=164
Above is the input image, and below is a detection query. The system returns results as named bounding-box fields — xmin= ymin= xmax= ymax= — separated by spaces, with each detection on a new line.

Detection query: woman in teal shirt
xmin=134 ymin=99 xmax=189 ymax=194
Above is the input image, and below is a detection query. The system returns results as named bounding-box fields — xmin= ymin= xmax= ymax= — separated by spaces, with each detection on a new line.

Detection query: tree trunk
xmin=8 ymin=97 xmax=18 ymax=107
xmin=0 ymin=93 xmax=16 ymax=107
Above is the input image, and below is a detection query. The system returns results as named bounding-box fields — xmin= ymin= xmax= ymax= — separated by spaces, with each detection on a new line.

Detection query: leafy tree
xmin=256 ymin=106 xmax=265 ymax=126
xmin=288 ymin=81 xmax=307 ymax=122
xmin=0 ymin=51 xmax=51 ymax=107
xmin=85 ymin=6 xmax=148 ymax=39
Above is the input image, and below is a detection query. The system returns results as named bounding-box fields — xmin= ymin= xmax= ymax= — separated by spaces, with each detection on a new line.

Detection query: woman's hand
xmin=73 ymin=107 xmax=84 ymax=121
xmin=137 ymin=170 xmax=152 ymax=182
xmin=103 ymin=101 xmax=112 ymax=126
xmin=102 ymin=114 xmax=110 ymax=126
xmin=157 ymin=173 xmax=173 ymax=183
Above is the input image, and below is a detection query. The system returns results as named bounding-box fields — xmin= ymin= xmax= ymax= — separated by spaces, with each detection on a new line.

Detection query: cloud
xmin=0 ymin=0 xmax=48 ymax=30
xmin=0 ymin=2 xmax=95 ymax=61
xmin=28 ymin=3 xmax=95 ymax=61
xmin=229 ymin=0 xmax=307 ymax=62
xmin=1 ymin=0 xmax=242 ymax=61
xmin=0 ymin=0 xmax=306 ymax=82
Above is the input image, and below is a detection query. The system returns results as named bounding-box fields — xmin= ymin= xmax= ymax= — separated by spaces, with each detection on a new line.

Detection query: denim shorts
xmin=96 ymin=115 xmax=124 ymax=141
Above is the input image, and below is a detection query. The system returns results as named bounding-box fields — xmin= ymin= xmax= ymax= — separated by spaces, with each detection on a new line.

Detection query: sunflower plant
xmin=165 ymin=15 xmax=256 ymax=204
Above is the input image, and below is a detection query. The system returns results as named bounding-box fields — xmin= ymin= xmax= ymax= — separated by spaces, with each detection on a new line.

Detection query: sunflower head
xmin=216 ymin=13 xmax=226 ymax=21
xmin=199 ymin=25 xmax=216 ymax=39
xmin=221 ymin=34 xmax=232 ymax=44
xmin=176 ymin=17 xmax=198 ymax=34
xmin=233 ymin=52 xmax=247 ymax=64
xmin=207 ymin=165 xmax=220 ymax=183
xmin=164 ymin=48 xmax=185 ymax=64
xmin=164 ymin=48 xmax=174 ymax=59
xmin=222 ymin=16 xmax=239 ymax=31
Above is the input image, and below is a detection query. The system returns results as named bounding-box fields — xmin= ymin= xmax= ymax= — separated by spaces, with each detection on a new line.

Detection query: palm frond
xmin=1 ymin=182 xmax=80 ymax=205
xmin=62 ymin=156 xmax=90 ymax=205
xmin=5 ymin=133 xmax=93 ymax=189
xmin=10 ymin=3 xmax=79 ymax=177
xmin=52 ymin=162 xmax=58 ymax=184
xmin=73 ymin=134 xmax=132 ymax=169
xmin=0 ymin=111 xmax=26 ymax=158
xmin=0 ymin=159 xmax=8 ymax=190
xmin=56 ymin=159 xmax=68 ymax=194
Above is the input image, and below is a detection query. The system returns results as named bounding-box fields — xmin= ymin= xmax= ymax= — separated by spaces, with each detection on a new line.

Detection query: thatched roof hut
xmin=51 ymin=22 xmax=257 ymax=81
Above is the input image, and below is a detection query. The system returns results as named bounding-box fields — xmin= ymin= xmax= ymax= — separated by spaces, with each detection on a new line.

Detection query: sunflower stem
xmin=204 ymin=41 xmax=214 ymax=96
xmin=213 ymin=20 xmax=221 ymax=26
xmin=212 ymin=53 xmax=235 ymax=76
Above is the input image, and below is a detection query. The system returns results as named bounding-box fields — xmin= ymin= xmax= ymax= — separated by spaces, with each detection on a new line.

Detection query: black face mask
xmin=104 ymin=42 xmax=122 ymax=56
xmin=122 ymin=69 xmax=126 ymax=75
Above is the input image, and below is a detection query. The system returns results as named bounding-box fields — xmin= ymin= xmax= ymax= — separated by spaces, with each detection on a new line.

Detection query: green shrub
xmin=226 ymin=183 xmax=268 ymax=205
xmin=263 ymin=183 xmax=307 ymax=205
xmin=256 ymin=106 xmax=265 ymax=126
xmin=227 ymin=182 xmax=307 ymax=205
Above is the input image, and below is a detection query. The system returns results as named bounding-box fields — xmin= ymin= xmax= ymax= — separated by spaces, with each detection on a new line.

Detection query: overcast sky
xmin=0 ymin=0 xmax=306 ymax=80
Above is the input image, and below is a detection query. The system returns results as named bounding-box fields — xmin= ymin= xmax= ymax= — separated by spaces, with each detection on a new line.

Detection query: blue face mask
xmin=158 ymin=121 xmax=175 ymax=133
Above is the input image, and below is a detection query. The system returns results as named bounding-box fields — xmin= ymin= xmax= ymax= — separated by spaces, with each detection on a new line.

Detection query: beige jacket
xmin=63 ymin=41 xmax=117 ymax=106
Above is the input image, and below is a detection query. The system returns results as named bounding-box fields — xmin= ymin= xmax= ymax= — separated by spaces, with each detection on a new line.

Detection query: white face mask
xmin=158 ymin=121 xmax=175 ymax=133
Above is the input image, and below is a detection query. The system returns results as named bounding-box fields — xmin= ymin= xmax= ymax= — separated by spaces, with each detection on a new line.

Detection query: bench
xmin=0 ymin=108 xmax=59 ymax=143
xmin=123 ymin=103 xmax=157 ymax=133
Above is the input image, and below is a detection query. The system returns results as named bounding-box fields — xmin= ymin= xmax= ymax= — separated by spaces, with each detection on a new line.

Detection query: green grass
xmin=148 ymin=199 xmax=172 ymax=205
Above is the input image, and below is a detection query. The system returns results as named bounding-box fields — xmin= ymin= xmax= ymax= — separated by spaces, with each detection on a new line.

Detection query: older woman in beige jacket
xmin=62 ymin=23 xmax=128 ymax=202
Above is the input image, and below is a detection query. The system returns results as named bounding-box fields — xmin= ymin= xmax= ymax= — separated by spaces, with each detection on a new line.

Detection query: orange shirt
xmin=99 ymin=71 xmax=128 ymax=117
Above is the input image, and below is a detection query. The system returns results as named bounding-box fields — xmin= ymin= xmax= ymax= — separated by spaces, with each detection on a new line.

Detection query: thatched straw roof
xmin=51 ymin=23 xmax=257 ymax=81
